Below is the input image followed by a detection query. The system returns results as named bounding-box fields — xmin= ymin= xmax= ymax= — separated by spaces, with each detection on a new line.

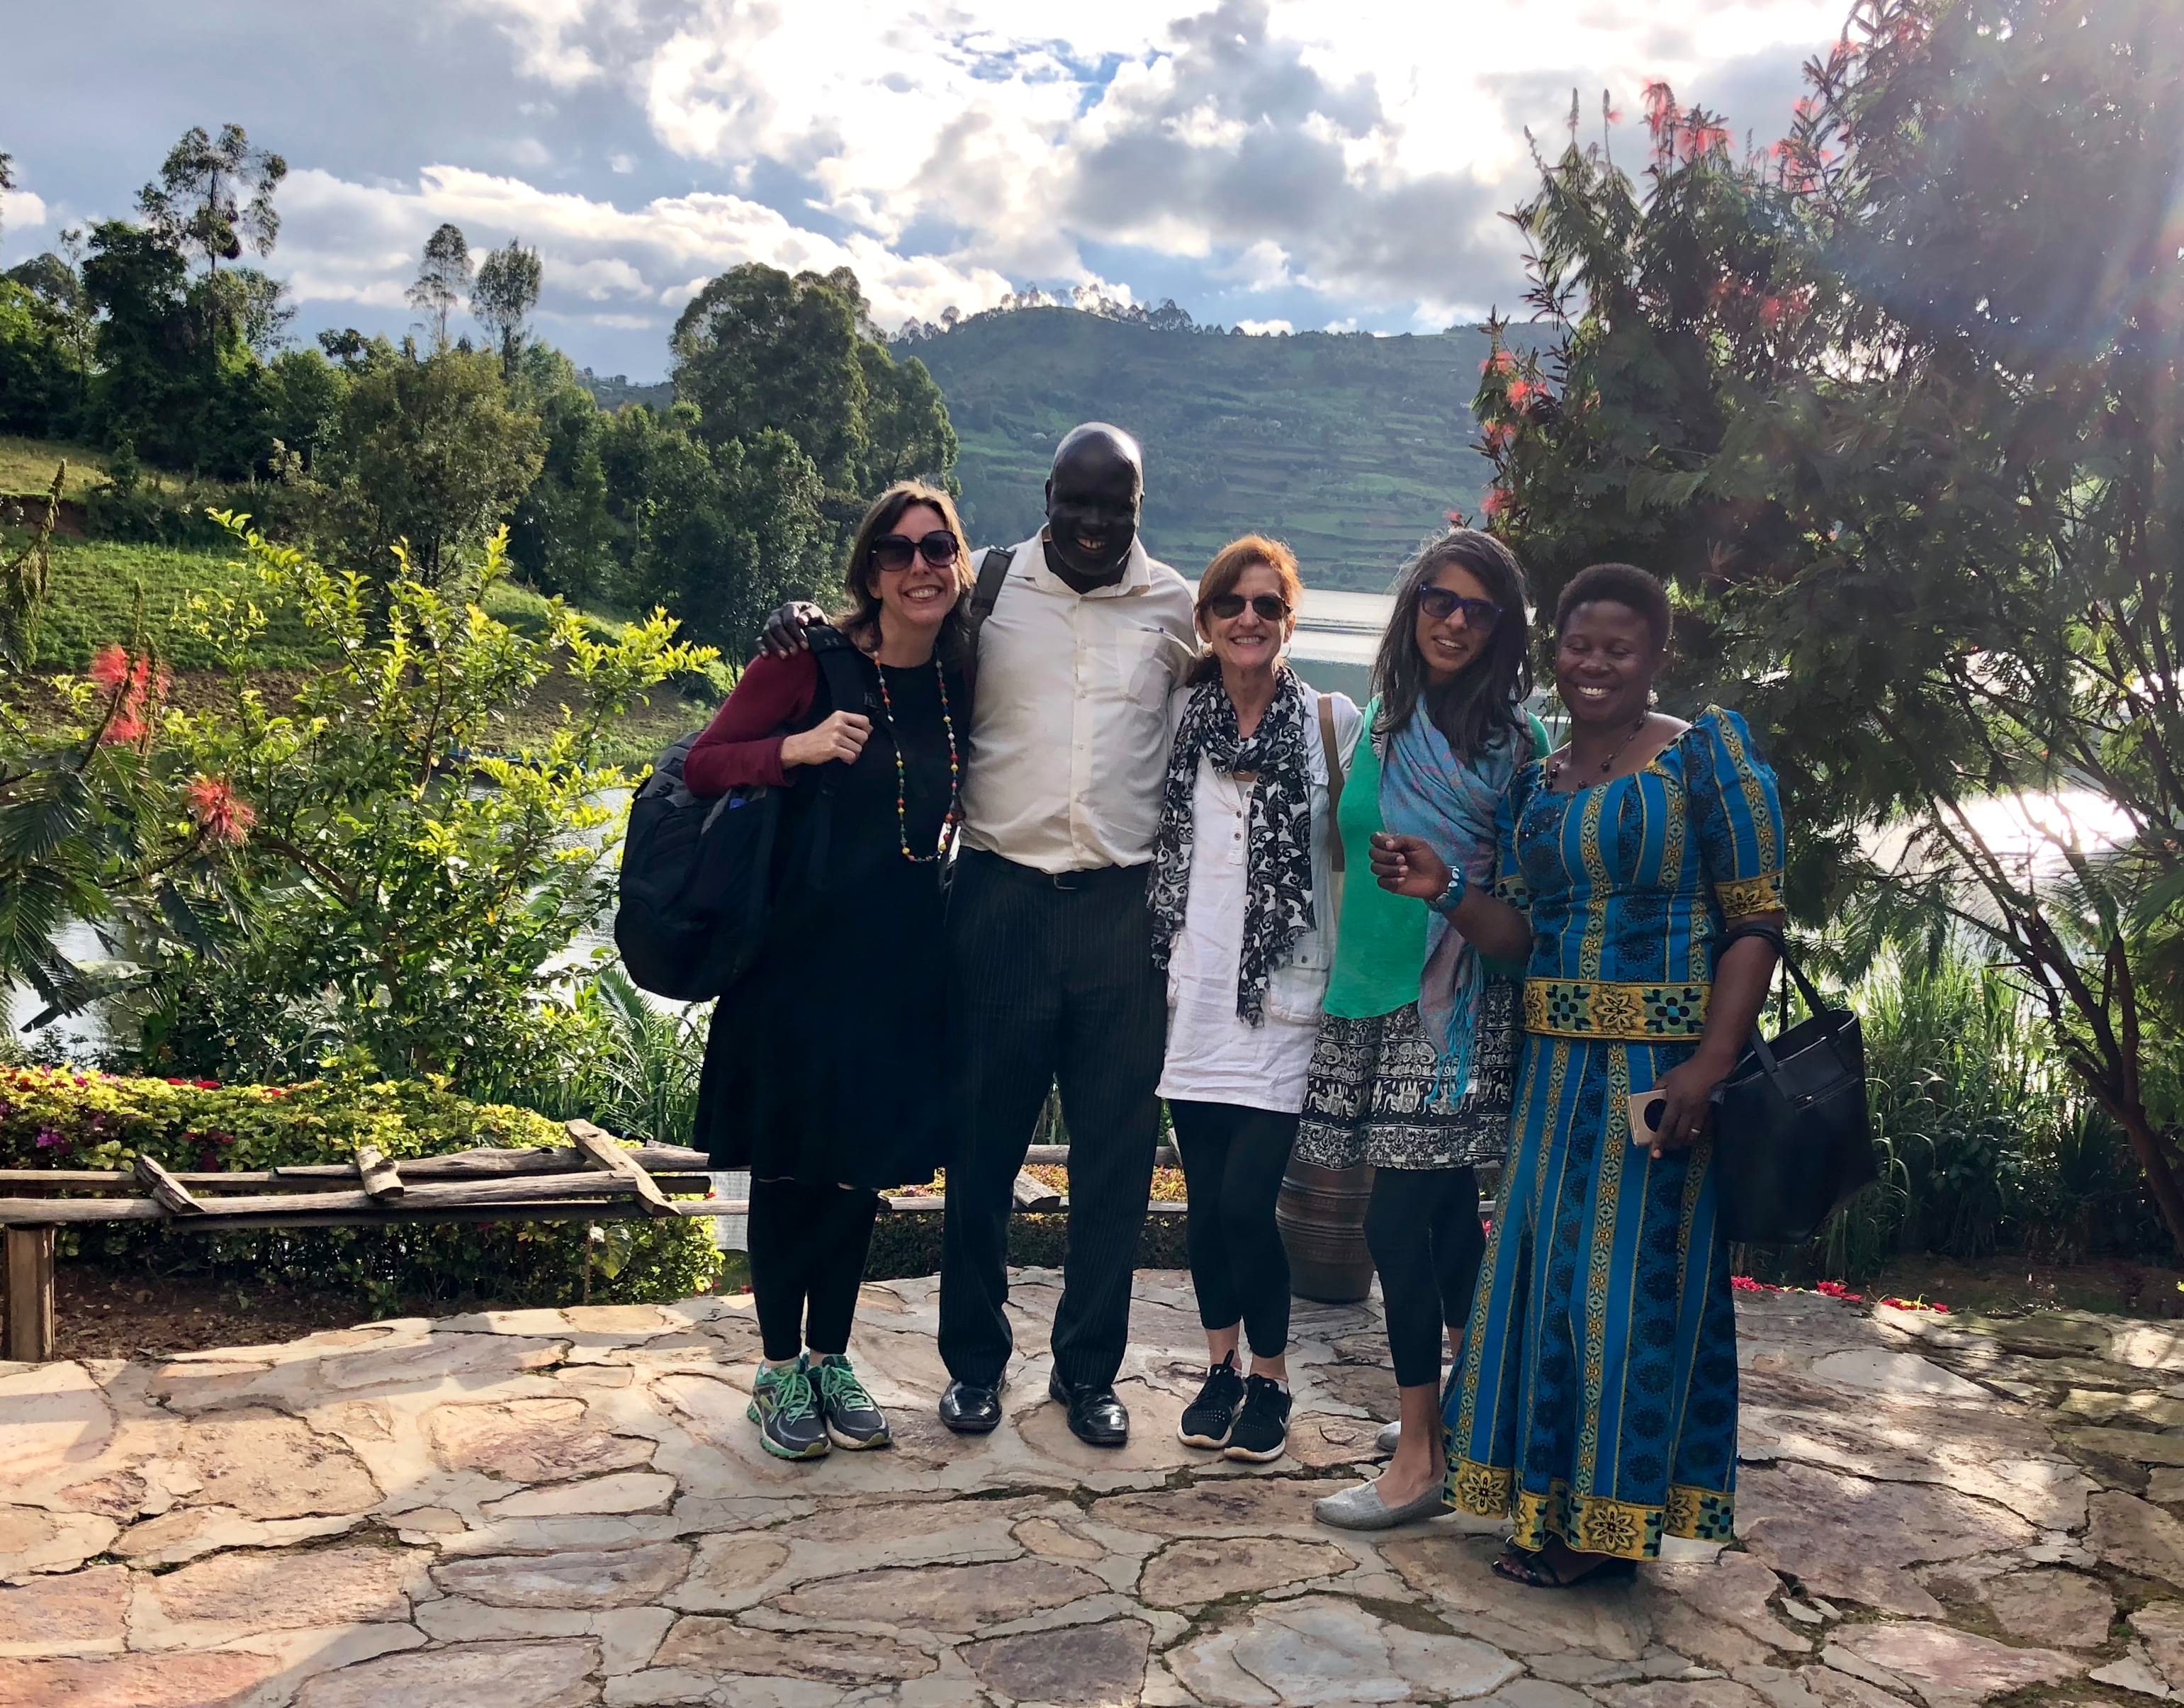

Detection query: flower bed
xmin=0 ymin=1067 xmax=721 ymax=1314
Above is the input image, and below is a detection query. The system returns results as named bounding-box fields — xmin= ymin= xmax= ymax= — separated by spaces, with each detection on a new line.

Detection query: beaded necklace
xmin=874 ymin=658 xmax=961 ymax=863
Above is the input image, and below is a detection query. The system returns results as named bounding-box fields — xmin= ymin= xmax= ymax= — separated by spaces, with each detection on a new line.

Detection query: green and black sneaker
xmin=814 ymin=1354 xmax=892 ymax=1450
xmin=747 ymin=1358 xmax=830 ymax=1461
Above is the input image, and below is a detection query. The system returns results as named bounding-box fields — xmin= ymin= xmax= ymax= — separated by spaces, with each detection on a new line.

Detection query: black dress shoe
xmin=1048 ymin=1375 xmax=1130 ymax=1446
xmin=938 ymin=1378 xmax=1005 ymax=1434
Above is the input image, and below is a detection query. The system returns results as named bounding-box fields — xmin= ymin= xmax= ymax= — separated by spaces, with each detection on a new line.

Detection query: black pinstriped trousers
xmin=938 ymin=849 xmax=1167 ymax=1390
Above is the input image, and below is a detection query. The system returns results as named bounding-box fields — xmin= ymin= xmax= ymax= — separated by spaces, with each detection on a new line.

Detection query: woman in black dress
xmin=685 ymin=481 xmax=972 ymax=1461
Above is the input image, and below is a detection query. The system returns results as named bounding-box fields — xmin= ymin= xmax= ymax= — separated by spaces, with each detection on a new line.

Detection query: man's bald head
xmin=1045 ymin=422 xmax=1144 ymax=581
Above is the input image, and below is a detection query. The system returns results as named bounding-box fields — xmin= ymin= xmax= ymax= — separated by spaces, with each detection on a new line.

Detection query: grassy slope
xmin=899 ymin=309 xmax=1519 ymax=590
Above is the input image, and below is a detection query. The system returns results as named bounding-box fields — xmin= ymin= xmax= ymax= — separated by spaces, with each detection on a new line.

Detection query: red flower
xmin=1505 ymin=378 xmax=1546 ymax=409
xmin=1482 ymin=488 xmax=1511 ymax=521
xmin=1815 ymin=1279 xmax=1865 ymax=1303
xmin=1444 ymin=509 xmax=1470 ymax=527
xmin=186 ymin=775 xmax=257 ymax=848
xmin=1643 ymin=80 xmax=1677 ymax=140
xmin=89 ymin=645 xmax=132 ymax=690
xmin=101 ymin=712 xmax=147 ymax=746
xmin=1480 ymin=349 xmax=1517 ymax=377
xmin=1484 ymin=421 xmax=1516 ymax=453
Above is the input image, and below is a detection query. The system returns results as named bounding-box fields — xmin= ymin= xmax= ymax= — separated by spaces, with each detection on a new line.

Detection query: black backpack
xmin=614 ymin=628 xmax=871 ymax=1002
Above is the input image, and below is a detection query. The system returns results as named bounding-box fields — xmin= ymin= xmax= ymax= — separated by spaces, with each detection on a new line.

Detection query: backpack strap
xmin=967 ymin=544 xmax=1014 ymax=637
xmin=1315 ymin=692 xmax=1346 ymax=875
xmin=799 ymin=627 xmax=875 ymax=883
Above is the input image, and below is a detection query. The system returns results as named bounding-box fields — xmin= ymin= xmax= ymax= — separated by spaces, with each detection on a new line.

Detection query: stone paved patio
xmin=6 ymin=1271 xmax=2184 ymax=1705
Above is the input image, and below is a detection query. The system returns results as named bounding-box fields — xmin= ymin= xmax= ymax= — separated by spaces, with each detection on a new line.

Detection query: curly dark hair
xmin=1554 ymin=562 xmax=1672 ymax=650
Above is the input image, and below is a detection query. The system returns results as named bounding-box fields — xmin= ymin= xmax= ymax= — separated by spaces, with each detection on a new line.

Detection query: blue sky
xmin=2 ymin=0 xmax=1847 ymax=379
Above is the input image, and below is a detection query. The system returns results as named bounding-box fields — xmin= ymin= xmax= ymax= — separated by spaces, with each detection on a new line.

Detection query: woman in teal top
xmin=1370 ymin=563 xmax=1785 ymax=1588
xmin=1299 ymin=529 xmax=1547 ymax=1531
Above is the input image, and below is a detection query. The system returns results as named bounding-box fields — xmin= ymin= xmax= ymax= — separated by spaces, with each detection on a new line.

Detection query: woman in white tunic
xmin=1149 ymin=535 xmax=1361 ymax=1464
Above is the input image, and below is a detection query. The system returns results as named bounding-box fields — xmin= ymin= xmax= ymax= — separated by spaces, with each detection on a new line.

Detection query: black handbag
xmin=1710 ymin=927 xmax=1876 ymax=1245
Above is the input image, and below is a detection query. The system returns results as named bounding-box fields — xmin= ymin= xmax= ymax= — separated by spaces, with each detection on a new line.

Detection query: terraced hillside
xmin=898 ymin=309 xmax=1510 ymax=590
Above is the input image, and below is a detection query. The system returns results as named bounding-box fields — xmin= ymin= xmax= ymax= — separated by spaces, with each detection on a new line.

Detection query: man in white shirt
xmin=762 ymin=423 xmax=1196 ymax=1446
xmin=938 ymin=425 xmax=1197 ymax=1446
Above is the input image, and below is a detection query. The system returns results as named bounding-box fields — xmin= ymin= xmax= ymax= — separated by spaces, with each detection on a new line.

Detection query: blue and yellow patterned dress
xmin=1443 ymin=707 xmax=1785 ymax=1560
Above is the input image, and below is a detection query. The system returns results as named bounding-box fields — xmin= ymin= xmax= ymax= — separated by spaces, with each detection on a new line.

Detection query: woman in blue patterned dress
xmin=1367 ymin=563 xmax=1785 ymax=1588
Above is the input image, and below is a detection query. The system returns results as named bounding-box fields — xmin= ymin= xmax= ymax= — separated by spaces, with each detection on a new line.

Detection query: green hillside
xmin=896 ymin=309 xmax=1509 ymax=591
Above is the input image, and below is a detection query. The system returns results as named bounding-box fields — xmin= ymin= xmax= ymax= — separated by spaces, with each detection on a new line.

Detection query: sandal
xmin=1491 ymin=1541 xmax=1639 ymax=1589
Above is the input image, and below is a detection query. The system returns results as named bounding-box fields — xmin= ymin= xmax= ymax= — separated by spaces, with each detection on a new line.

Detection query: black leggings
xmin=1365 ymin=1164 xmax=1485 ymax=1388
xmin=1170 ymin=1100 xmax=1298 ymax=1360
xmin=745 ymin=1178 xmax=881 ymax=1363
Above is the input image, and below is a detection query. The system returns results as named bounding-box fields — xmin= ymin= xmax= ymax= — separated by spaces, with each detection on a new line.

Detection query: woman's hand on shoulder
xmin=780 ymin=711 xmax=871 ymax=770
xmin=1367 ymin=832 xmax=1450 ymax=901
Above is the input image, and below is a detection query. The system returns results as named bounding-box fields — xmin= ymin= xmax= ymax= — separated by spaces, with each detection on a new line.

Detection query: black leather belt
xmin=962 ymin=848 xmax=1145 ymax=892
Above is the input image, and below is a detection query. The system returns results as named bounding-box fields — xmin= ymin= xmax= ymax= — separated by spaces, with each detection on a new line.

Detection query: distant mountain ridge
xmin=894 ymin=308 xmax=1510 ymax=592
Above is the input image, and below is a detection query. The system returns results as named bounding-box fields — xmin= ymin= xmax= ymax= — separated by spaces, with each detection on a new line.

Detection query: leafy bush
xmin=0 ymin=1064 xmax=720 ymax=1313
xmin=137 ymin=516 xmax=712 ymax=1087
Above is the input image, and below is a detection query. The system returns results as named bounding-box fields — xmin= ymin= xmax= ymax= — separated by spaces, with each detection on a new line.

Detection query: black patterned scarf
xmin=1149 ymin=665 xmax=1316 ymax=1024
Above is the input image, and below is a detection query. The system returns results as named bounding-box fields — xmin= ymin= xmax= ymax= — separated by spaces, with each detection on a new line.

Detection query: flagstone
xmin=2129 ymin=1600 xmax=2184 ymax=1690
xmin=651 ymin=1617 xmax=938 ymax=1685
xmin=1737 ymin=1462 xmax=2037 ymax=1615
xmin=675 ymin=1534 xmax=794 ymax=1607
xmin=0 ymin=1505 xmax=120 ymax=1579
xmin=1139 ymin=1536 xmax=1356 ymax=1607
xmin=0 ymin=1564 xmax=128 ymax=1654
xmin=0 ymin=1648 xmax=285 ymax=1705
xmin=293 ymin=1636 xmax=602 ymax=1707
xmin=1380 ymin=1532 xmax=1648 ymax=1661
xmin=1166 ymin=1592 xmax=1520 ymax=1705
xmin=1096 ymin=1476 xmax=1346 ymax=1534
xmin=1825 ymin=1622 xmax=2081 ymax=1703
xmin=1976 ymin=1568 xmax=2115 ymax=1648
xmin=317 ymin=1334 xmax=568 ymax=1395
xmin=432 ymin=1543 xmax=692 ymax=1609
xmin=962 ymin=1617 xmax=1153 ymax=1705
xmin=177 ymin=1408 xmax=381 ymax=1519
xmin=2089 ymin=1491 xmax=2184 ymax=1587
xmin=421 ymin=1398 xmax=656 ymax=1484
xmin=482 ymin=1472 xmax=678 ymax=1518
xmin=769 ymin=1556 xmax=1106 ymax=1631
xmin=140 ymin=1541 xmax=424 ymax=1632
xmin=0 ymin=1361 xmax=114 ymax=1480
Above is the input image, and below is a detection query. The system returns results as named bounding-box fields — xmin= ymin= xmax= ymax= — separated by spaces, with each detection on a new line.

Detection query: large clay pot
xmin=1276 ymin=1159 xmax=1375 ymax=1303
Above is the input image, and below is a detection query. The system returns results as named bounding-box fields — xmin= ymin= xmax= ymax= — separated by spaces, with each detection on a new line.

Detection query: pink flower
xmin=186 ymin=776 xmax=257 ymax=848
xmin=1505 ymin=378 xmax=1546 ymax=409
xmin=1482 ymin=488 xmax=1512 ymax=521
xmin=33 ymin=1128 xmax=69 ymax=1151
xmin=89 ymin=645 xmax=132 ymax=690
xmin=1484 ymin=421 xmax=1517 ymax=453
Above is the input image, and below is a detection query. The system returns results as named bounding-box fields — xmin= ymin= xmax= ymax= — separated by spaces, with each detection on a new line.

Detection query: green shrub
xmin=0 ymin=1064 xmax=721 ymax=1315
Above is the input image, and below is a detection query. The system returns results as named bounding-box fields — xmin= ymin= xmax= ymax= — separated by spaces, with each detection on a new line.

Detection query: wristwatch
xmin=1431 ymin=866 xmax=1470 ymax=916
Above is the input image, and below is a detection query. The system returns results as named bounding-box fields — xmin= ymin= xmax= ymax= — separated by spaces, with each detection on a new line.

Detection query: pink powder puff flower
xmin=89 ymin=644 xmax=133 ymax=690
xmin=186 ymin=775 xmax=257 ymax=848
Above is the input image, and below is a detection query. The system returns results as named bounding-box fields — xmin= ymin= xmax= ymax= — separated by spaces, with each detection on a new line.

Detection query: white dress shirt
xmin=959 ymin=532 xmax=1200 ymax=873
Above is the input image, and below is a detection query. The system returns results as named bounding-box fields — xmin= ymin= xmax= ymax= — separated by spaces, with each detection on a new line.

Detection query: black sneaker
xmin=1223 ymin=1373 xmax=1291 ymax=1463
xmin=1178 ymin=1355 xmax=1245 ymax=1449
xmin=814 ymin=1354 xmax=891 ymax=1450
xmin=746 ymin=1357 xmax=829 ymax=1461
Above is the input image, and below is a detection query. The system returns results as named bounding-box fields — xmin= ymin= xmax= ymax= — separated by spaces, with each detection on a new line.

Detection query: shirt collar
xmin=1023 ymin=529 xmax=1154 ymax=598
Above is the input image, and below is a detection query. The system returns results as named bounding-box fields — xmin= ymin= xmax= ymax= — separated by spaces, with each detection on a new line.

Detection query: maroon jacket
xmin=683 ymin=652 xmax=822 ymax=797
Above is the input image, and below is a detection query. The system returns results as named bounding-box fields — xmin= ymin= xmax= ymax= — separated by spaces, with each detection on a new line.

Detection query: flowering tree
xmin=1477 ymin=0 xmax=2184 ymax=1249
xmin=0 ymin=466 xmax=251 ymax=1028
xmin=140 ymin=515 xmax=712 ymax=1088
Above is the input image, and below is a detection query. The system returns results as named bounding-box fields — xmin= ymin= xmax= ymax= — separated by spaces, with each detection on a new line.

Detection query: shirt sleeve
xmin=1686 ymin=706 xmax=1787 ymax=918
xmin=683 ymin=651 xmax=818 ymax=797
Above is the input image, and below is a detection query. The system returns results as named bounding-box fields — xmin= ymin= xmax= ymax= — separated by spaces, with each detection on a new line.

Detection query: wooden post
xmin=354 ymin=1145 xmax=405 ymax=1201
xmin=4 ymin=1226 xmax=56 ymax=1362
xmin=567 ymin=1120 xmax=677 ymax=1219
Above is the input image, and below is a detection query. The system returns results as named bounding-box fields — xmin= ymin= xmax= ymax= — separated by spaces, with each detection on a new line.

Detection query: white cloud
xmin=274 ymin=164 xmax=1025 ymax=335
xmin=1 ymin=189 xmax=48 ymax=235
xmin=508 ymin=137 xmax=553 ymax=168
xmin=608 ymin=152 xmax=636 ymax=174
xmin=458 ymin=0 xmax=610 ymax=86
xmin=1236 ymin=318 xmax=1292 ymax=335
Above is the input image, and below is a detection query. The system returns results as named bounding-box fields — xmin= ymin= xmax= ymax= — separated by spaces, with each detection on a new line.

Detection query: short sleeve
xmin=1686 ymin=707 xmax=1786 ymax=918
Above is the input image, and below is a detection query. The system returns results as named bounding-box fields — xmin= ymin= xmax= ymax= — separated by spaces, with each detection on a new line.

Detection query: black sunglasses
xmin=1418 ymin=587 xmax=1502 ymax=630
xmin=870 ymin=530 xmax=962 ymax=573
xmin=1205 ymin=592 xmax=1290 ymax=622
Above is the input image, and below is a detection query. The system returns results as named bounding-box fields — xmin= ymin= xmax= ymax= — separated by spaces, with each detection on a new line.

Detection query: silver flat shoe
xmin=1375 ymin=1420 xmax=1401 ymax=1456
xmin=1315 ymin=1476 xmax=1448 ymax=1532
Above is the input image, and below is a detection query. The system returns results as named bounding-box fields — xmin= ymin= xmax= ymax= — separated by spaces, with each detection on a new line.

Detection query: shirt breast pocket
xmin=1118 ymin=623 xmax=1183 ymax=707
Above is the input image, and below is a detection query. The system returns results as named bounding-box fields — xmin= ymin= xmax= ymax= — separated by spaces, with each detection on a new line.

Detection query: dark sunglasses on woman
xmin=871 ymin=530 xmax=962 ymax=573
xmin=1205 ymin=592 xmax=1291 ymax=621
xmin=1418 ymin=587 xmax=1502 ymax=629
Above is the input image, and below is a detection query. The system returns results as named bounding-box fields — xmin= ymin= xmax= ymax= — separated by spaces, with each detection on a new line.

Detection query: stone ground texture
xmin=6 ymin=1273 xmax=2184 ymax=1705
